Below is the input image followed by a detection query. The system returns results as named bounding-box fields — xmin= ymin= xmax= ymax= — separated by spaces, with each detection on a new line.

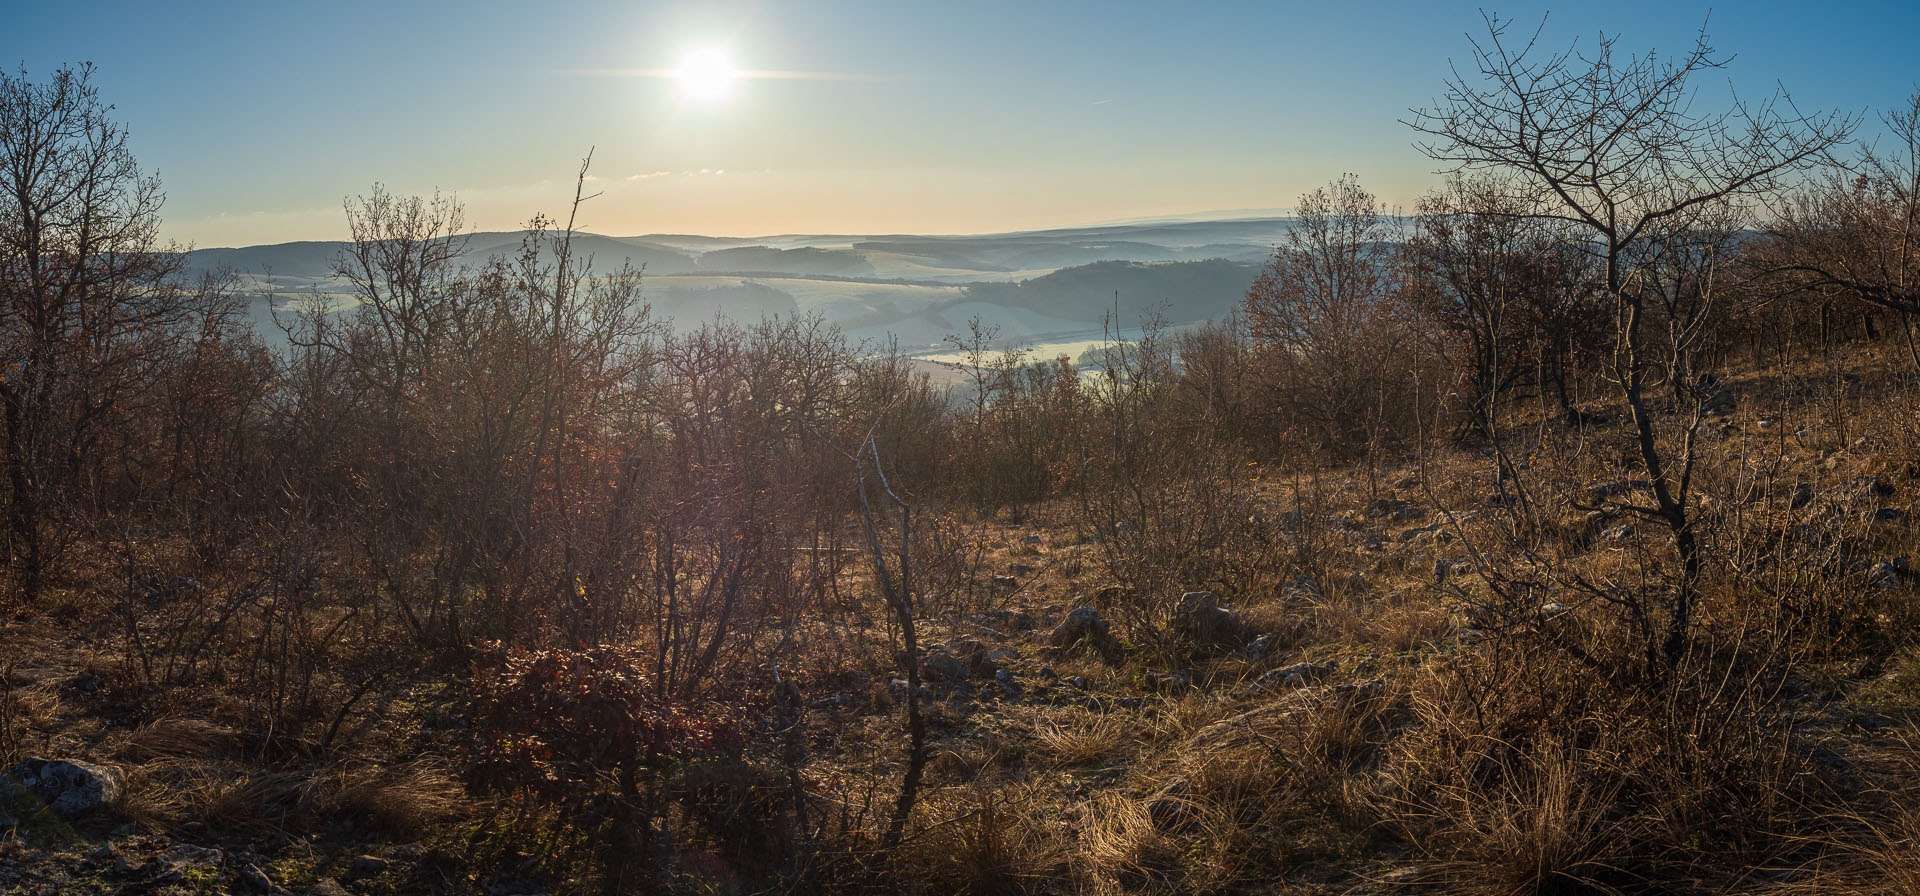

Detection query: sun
xmin=674 ymin=48 xmax=737 ymax=102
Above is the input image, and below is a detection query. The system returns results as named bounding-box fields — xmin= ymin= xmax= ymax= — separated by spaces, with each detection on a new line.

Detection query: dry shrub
xmin=296 ymin=760 xmax=462 ymax=838
xmin=1360 ymin=589 xmax=1458 ymax=654
xmin=1081 ymin=793 xmax=1181 ymax=892
xmin=1380 ymin=634 xmax=1839 ymax=893
xmin=121 ymin=756 xmax=458 ymax=840
xmin=1077 ymin=438 xmax=1282 ymax=645
xmin=0 ymin=665 xmax=59 ymax=768
xmin=1084 ymin=682 xmax=1399 ymax=893
xmin=1032 ymin=708 xmax=1132 ymax=767
xmin=1757 ymin=723 xmax=1920 ymax=894
xmin=890 ymin=783 xmax=1068 ymax=896
xmin=1400 ymin=738 xmax=1646 ymax=895
xmin=124 ymin=759 xmax=303 ymax=834
xmin=119 ymin=717 xmax=243 ymax=762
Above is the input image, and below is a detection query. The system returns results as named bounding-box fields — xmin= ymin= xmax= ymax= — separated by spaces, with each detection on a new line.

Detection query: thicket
xmin=5 ymin=23 xmax=1920 ymax=893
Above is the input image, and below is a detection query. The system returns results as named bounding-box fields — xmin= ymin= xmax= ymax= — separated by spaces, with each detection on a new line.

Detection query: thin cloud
xmin=626 ymin=169 xmax=729 ymax=181
xmin=563 ymin=67 xmax=895 ymax=82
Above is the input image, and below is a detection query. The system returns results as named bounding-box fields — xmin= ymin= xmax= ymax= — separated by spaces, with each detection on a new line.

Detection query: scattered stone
xmin=162 ymin=844 xmax=223 ymax=868
xmin=1022 ymin=534 xmax=1043 ymax=545
xmin=1540 ymin=602 xmax=1568 ymax=619
xmin=1588 ymin=479 xmax=1651 ymax=500
xmin=1401 ymin=523 xmax=1445 ymax=543
xmin=991 ymin=574 xmax=1020 ymax=591
xmin=1171 ymin=591 xmax=1245 ymax=653
xmin=4 ymin=758 xmax=125 ymax=817
xmin=1366 ymin=498 xmax=1406 ymax=518
xmin=1257 ymin=661 xmax=1333 ymax=689
xmin=1701 ymin=389 xmax=1736 ymax=416
xmin=888 ymin=678 xmax=928 ymax=701
xmin=1049 ymin=606 xmax=1117 ymax=657
xmin=969 ymin=609 xmax=1036 ymax=632
xmin=308 ymin=880 xmax=353 ymax=896
xmin=1433 ymin=557 xmax=1473 ymax=583
xmin=960 ymin=643 xmax=1004 ymax=678
xmin=919 ymin=650 xmax=971 ymax=683
xmin=1067 ymin=676 xmax=1088 ymax=690
xmin=1854 ymin=475 xmax=1896 ymax=498
xmin=1601 ymin=524 xmax=1635 ymax=541
xmin=236 ymin=863 xmax=276 ymax=893
xmin=1237 ymin=632 xmax=1285 ymax=661
xmin=347 ymin=855 xmax=393 ymax=880
xmin=1868 ymin=562 xmax=1904 ymax=589
xmin=1758 ymin=419 xmax=1776 ymax=430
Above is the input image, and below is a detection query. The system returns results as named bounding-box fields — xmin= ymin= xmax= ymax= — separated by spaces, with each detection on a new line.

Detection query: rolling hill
xmin=184 ymin=216 xmax=1290 ymax=354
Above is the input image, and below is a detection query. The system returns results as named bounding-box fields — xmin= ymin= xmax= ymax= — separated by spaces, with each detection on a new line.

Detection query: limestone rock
xmin=1171 ymin=591 xmax=1244 ymax=653
xmin=5 ymin=758 xmax=124 ymax=817
xmin=1049 ymin=606 xmax=1116 ymax=656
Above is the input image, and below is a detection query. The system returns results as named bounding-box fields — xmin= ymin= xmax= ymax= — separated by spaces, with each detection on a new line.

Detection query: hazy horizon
xmin=15 ymin=0 xmax=1920 ymax=249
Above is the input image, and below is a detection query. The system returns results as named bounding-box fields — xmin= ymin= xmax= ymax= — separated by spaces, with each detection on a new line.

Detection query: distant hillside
xmin=463 ymin=233 xmax=699 ymax=275
xmin=647 ymin=280 xmax=799 ymax=326
xmin=185 ymin=232 xmax=699 ymax=281
xmin=695 ymin=246 xmax=875 ymax=277
xmin=180 ymin=217 xmax=1287 ymax=352
xmin=961 ymin=259 xmax=1261 ymax=323
xmin=184 ymin=240 xmax=349 ymax=280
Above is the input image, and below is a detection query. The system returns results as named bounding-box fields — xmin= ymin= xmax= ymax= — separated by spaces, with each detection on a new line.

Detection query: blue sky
xmin=10 ymin=1 xmax=1918 ymax=247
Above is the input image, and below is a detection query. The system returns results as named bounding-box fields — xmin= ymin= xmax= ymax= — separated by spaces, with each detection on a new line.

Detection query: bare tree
xmin=330 ymin=184 xmax=470 ymax=401
xmin=0 ymin=63 xmax=231 ymax=601
xmin=1408 ymin=15 xmax=1852 ymax=670
xmin=1761 ymin=89 xmax=1920 ymax=347
xmin=1243 ymin=174 xmax=1414 ymax=456
xmin=1404 ymin=172 xmax=1605 ymax=429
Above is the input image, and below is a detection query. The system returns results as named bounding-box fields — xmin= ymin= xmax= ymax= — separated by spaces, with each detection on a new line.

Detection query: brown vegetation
xmin=5 ymin=26 xmax=1920 ymax=896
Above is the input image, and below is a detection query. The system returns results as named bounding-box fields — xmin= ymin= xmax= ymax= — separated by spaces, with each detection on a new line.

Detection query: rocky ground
xmin=5 ymin=356 xmax=1920 ymax=894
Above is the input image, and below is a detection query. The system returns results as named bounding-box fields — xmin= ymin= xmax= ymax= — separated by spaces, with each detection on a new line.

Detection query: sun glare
xmin=674 ymin=48 xmax=737 ymax=102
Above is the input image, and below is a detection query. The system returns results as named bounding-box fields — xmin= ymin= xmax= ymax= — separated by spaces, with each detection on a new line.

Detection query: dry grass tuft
xmin=119 ymin=717 xmax=243 ymax=762
xmin=1032 ymin=707 xmax=1133 ymax=767
xmin=296 ymin=760 xmax=463 ymax=838
xmin=122 ymin=756 xmax=461 ymax=839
